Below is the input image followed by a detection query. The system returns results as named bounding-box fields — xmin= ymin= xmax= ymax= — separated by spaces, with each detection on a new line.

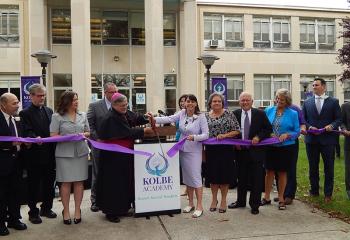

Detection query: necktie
xmin=8 ymin=116 xmax=16 ymax=136
xmin=316 ymin=97 xmax=322 ymax=114
xmin=243 ymin=111 xmax=250 ymax=140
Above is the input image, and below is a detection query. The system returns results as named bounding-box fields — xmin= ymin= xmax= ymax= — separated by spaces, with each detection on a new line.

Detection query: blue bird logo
xmin=145 ymin=152 xmax=169 ymax=176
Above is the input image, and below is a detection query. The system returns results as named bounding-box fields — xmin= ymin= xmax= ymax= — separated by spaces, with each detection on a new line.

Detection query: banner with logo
xmin=134 ymin=142 xmax=180 ymax=215
xmin=21 ymin=76 xmax=41 ymax=109
xmin=211 ymin=77 xmax=228 ymax=108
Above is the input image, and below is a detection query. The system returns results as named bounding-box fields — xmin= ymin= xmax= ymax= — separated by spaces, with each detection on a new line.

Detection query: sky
xmin=197 ymin=0 xmax=350 ymax=9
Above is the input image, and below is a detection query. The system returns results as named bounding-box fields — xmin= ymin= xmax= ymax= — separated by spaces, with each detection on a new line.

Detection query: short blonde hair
xmin=275 ymin=88 xmax=292 ymax=106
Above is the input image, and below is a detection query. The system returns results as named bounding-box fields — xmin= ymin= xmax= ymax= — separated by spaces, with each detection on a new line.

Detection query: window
xmin=130 ymin=12 xmax=145 ymax=45
xmin=164 ymin=13 xmax=176 ymax=46
xmin=53 ymin=74 xmax=72 ymax=110
xmin=273 ymin=19 xmax=290 ymax=48
xmin=51 ymin=9 xmax=71 ymax=44
xmin=300 ymin=19 xmax=335 ymax=50
xmin=102 ymin=11 xmax=128 ymax=45
xmin=204 ymin=14 xmax=243 ymax=48
xmin=0 ymin=5 xmax=19 ymax=47
xmin=300 ymin=75 xmax=336 ymax=105
xmin=204 ymin=14 xmax=222 ymax=40
xmin=254 ymin=17 xmax=270 ymax=48
xmin=164 ymin=74 xmax=177 ymax=114
xmin=0 ymin=74 xmax=20 ymax=100
xmin=253 ymin=16 xmax=290 ymax=49
xmin=224 ymin=15 xmax=243 ymax=47
xmin=254 ymin=75 xmax=291 ymax=108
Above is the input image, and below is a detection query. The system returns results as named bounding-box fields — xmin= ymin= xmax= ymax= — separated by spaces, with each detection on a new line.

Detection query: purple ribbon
xmin=167 ymin=137 xmax=281 ymax=158
xmin=307 ymin=128 xmax=344 ymax=134
xmin=0 ymin=135 xmax=153 ymax=157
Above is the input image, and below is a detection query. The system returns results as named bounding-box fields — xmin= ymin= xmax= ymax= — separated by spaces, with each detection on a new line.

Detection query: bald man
xmin=0 ymin=93 xmax=27 ymax=236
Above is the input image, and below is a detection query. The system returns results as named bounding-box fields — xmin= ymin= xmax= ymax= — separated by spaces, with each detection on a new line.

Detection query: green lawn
xmin=297 ymin=136 xmax=350 ymax=222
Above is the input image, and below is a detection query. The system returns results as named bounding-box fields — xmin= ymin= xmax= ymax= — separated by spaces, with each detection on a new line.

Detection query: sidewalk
xmin=3 ymin=187 xmax=350 ymax=240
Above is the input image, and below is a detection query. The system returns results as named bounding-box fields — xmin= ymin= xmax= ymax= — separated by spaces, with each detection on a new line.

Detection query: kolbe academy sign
xmin=134 ymin=142 xmax=180 ymax=215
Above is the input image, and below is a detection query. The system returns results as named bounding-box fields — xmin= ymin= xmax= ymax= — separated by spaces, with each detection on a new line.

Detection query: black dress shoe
xmin=74 ymin=209 xmax=82 ymax=224
xmin=251 ymin=208 xmax=259 ymax=215
xmin=7 ymin=220 xmax=27 ymax=230
xmin=40 ymin=209 xmax=57 ymax=218
xmin=90 ymin=204 xmax=99 ymax=212
xmin=228 ymin=202 xmax=246 ymax=209
xmin=29 ymin=215 xmax=42 ymax=224
xmin=106 ymin=214 xmax=120 ymax=223
xmin=0 ymin=224 xmax=9 ymax=236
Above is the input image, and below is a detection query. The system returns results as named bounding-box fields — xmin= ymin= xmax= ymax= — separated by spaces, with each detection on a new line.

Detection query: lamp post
xmin=31 ymin=50 xmax=57 ymax=86
xmin=197 ymin=53 xmax=219 ymax=110
xmin=300 ymin=79 xmax=310 ymax=101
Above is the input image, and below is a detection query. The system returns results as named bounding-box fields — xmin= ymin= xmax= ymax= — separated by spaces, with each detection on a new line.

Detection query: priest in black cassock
xmin=96 ymin=92 xmax=154 ymax=223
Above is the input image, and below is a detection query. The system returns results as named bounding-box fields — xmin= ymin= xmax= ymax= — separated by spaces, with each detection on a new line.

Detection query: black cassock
xmin=96 ymin=108 xmax=148 ymax=215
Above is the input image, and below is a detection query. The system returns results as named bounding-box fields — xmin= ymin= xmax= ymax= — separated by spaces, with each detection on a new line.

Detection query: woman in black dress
xmin=205 ymin=93 xmax=240 ymax=213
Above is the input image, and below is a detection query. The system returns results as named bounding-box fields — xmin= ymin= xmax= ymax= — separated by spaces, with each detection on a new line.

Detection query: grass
xmin=297 ymin=136 xmax=350 ymax=222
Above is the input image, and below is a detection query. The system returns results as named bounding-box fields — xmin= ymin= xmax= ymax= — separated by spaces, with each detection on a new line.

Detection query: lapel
xmin=236 ymin=109 xmax=242 ymax=127
xmin=319 ymin=97 xmax=330 ymax=116
xmin=100 ymin=99 xmax=109 ymax=114
xmin=0 ymin=112 xmax=10 ymax=135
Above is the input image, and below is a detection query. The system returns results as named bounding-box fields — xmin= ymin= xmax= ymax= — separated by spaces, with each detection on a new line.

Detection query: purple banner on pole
xmin=21 ymin=76 xmax=41 ymax=109
xmin=212 ymin=77 xmax=228 ymax=108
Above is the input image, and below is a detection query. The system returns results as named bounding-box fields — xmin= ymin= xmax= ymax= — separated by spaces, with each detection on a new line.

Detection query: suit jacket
xmin=341 ymin=102 xmax=350 ymax=151
xmin=302 ymin=96 xmax=342 ymax=145
xmin=19 ymin=104 xmax=55 ymax=165
xmin=50 ymin=112 xmax=90 ymax=158
xmin=233 ymin=108 xmax=272 ymax=141
xmin=87 ymin=99 xmax=109 ymax=140
xmin=155 ymin=109 xmax=209 ymax=153
xmin=265 ymin=106 xmax=300 ymax=146
xmin=0 ymin=112 xmax=23 ymax=176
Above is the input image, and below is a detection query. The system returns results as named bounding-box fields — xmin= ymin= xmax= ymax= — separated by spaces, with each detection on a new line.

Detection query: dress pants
xmin=345 ymin=149 xmax=350 ymax=199
xmin=306 ymin=143 xmax=335 ymax=197
xmin=284 ymin=140 xmax=299 ymax=199
xmin=90 ymin=147 xmax=100 ymax=205
xmin=236 ymin=149 xmax=264 ymax=210
xmin=0 ymin=168 xmax=22 ymax=224
xmin=27 ymin=163 xmax=55 ymax=216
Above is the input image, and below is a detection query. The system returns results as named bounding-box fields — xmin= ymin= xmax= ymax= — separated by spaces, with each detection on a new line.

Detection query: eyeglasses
xmin=106 ymin=91 xmax=117 ymax=94
xmin=33 ymin=94 xmax=46 ymax=98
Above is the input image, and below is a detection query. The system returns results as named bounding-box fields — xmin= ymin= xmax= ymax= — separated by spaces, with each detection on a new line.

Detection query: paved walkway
xmin=3 ymin=187 xmax=350 ymax=240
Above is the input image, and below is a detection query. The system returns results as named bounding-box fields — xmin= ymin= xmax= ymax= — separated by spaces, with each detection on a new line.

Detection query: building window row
xmin=0 ymin=5 xmax=19 ymax=47
xmin=51 ymin=9 xmax=176 ymax=46
xmin=204 ymin=13 xmax=336 ymax=50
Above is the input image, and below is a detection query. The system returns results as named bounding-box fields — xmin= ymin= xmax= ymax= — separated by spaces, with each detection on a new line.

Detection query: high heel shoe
xmin=74 ymin=210 xmax=81 ymax=224
xmin=62 ymin=210 xmax=71 ymax=225
xmin=209 ymin=200 xmax=218 ymax=212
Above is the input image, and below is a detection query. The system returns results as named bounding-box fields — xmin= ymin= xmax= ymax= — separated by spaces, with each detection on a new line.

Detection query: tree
xmin=338 ymin=18 xmax=350 ymax=83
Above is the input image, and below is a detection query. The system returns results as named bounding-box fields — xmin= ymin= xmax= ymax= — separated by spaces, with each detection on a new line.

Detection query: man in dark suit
xmin=19 ymin=84 xmax=57 ymax=224
xmin=228 ymin=92 xmax=272 ymax=215
xmin=341 ymin=102 xmax=350 ymax=199
xmin=0 ymin=93 xmax=27 ymax=236
xmin=87 ymin=82 xmax=118 ymax=212
xmin=302 ymin=78 xmax=342 ymax=203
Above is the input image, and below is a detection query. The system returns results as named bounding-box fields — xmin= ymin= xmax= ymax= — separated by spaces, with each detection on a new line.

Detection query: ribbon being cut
xmin=0 ymin=128 xmax=342 ymax=158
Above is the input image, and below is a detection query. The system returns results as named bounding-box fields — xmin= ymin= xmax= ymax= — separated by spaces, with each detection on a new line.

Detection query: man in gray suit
xmin=341 ymin=102 xmax=350 ymax=199
xmin=87 ymin=82 xmax=118 ymax=212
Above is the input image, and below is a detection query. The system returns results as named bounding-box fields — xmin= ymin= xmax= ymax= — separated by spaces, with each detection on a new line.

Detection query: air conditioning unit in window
xmin=209 ymin=39 xmax=219 ymax=48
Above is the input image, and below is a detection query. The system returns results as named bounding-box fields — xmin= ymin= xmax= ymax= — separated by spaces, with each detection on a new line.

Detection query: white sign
xmin=136 ymin=93 xmax=146 ymax=104
xmin=134 ymin=142 xmax=180 ymax=215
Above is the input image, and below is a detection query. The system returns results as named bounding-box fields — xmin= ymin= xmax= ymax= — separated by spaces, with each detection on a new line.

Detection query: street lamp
xmin=31 ymin=50 xmax=57 ymax=86
xmin=197 ymin=53 xmax=219 ymax=110
xmin=300 ymin=79 xmax=310 ymax=100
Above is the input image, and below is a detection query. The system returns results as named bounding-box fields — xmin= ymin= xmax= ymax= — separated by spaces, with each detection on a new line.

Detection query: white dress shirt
xmin=314 ymin=93 xmax=328 ymax=110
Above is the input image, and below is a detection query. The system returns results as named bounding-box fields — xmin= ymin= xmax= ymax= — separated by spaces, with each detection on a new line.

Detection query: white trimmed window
xmin=0 ymin=6 xmax=19 ymax=47
xmin=300 ymin=19 xmax=335 ymax=50
xmin=253 ymin=16 xmax=290 ymax=49
xmin=204 ymin=14 xmax=243 ymax=48
xmin=254 ymin=75 xmax=291 ymax=108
